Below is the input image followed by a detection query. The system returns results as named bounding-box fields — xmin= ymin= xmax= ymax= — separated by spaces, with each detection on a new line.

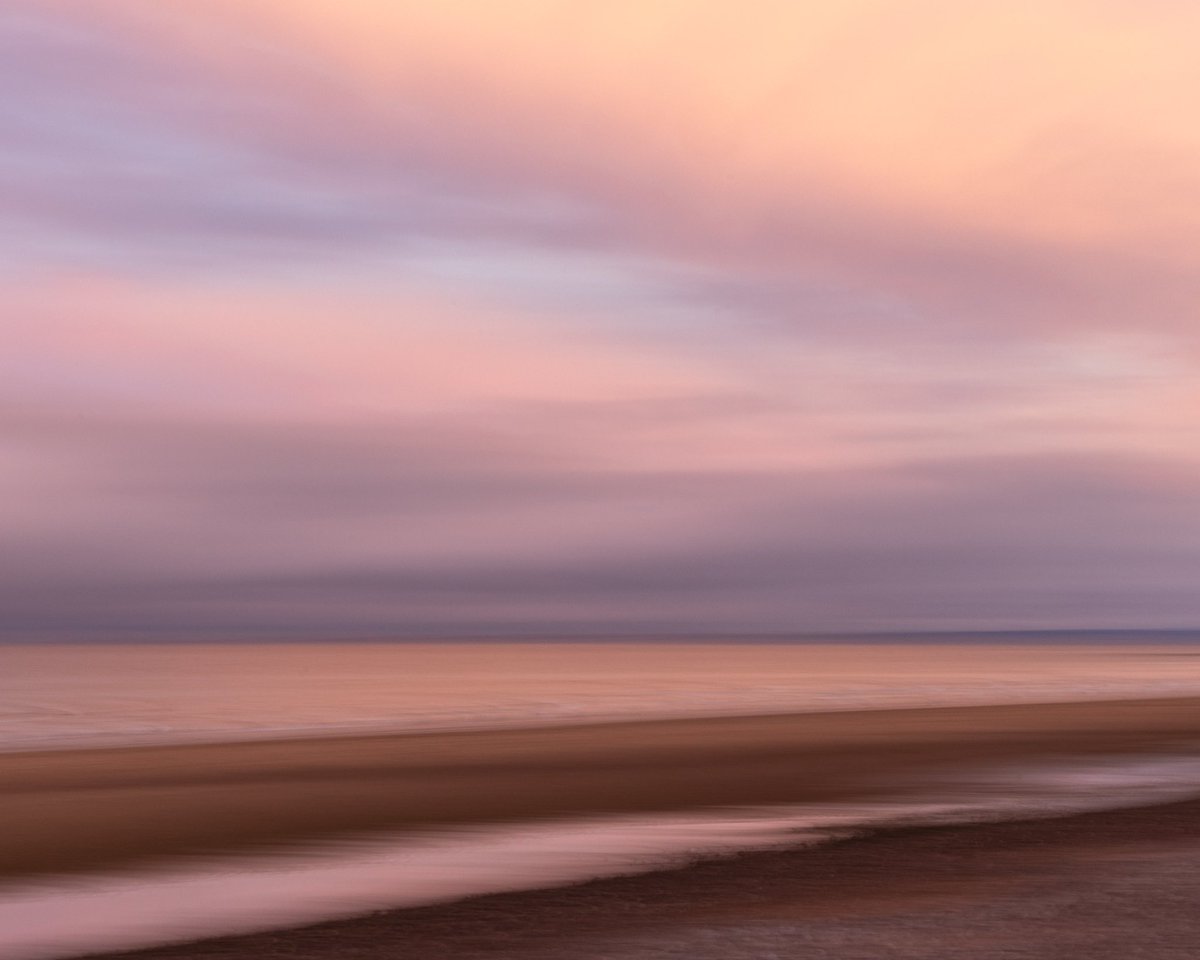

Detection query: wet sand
xmin=4 ymin=695 xmax=1200 ymax=878
xmin=97 ymin=793 xmax=1200 ymax=960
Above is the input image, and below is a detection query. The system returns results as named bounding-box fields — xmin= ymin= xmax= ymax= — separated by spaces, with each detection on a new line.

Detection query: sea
xmin=3 ymin=638 xmax=1200 ymax=959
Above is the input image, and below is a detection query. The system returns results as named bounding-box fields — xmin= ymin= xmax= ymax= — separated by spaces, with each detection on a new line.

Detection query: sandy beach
xmin=5 ymin=694 xmax=1200 ymax=958
xmin=93 ymin=792 xmax=1200 ymax=960
xmin=4 ymin=695 xmax=1200 ymax=880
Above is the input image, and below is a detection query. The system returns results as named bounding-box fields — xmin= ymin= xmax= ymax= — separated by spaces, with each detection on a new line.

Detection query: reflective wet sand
xmin=5 ymin=694 xmax=1200 ymax=879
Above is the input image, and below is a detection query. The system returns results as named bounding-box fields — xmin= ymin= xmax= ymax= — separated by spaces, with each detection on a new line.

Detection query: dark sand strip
xmin=3 ymin=696 xmax=1200 ymax=879
xmin=97 ymin=795 xmax=1200 ymax=960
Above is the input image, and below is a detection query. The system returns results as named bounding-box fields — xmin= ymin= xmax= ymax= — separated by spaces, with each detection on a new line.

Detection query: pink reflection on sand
xmin=0 ymin=811 xmax=836 ymax=960
xmin=7 ymin=752 xmax=1200 ymax=960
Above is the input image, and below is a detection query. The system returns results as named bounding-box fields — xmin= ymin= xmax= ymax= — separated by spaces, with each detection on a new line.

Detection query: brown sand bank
xmin=3 ymin=696 xmax=1200 ymax=879
xmin=99 ymin=794 xmax=1200 ymax=960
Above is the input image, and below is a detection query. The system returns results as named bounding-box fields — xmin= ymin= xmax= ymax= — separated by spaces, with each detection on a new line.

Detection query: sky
xmin=4 ymin=0 xmax=1200 ymax=640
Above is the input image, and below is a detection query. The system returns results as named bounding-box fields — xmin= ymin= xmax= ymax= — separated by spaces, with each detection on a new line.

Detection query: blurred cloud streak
xmin=4 ymin=1 xmax=1200 ymax=637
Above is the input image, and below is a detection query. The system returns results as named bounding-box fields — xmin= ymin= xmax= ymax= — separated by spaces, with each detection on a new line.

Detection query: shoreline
xmin=4 ymin=695 xmax=1200 ymax=879
xmin=6 ymin=640 xmax=1199 ymax=758
xmin=92 ymin=792 xmax=1200 ymax=960
xmin=8 ymin=681 xmax=1200 ymax=757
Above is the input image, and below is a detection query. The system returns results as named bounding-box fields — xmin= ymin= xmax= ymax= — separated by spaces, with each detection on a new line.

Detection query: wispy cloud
xmin=4 ymin=1 xmax=1200 ymax=636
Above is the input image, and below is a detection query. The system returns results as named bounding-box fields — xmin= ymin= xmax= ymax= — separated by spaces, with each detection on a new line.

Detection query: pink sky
xmin=4 ymin=1 xmax=1200 ymax=637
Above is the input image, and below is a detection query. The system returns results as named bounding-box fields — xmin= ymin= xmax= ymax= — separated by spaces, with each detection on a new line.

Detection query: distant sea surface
xmin=3 ymin=638 xmax=1200 ymax=751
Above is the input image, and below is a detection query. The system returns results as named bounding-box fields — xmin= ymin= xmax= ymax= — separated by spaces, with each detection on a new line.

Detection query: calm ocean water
xmin=3 ymin=639 xmax=1200 ymax=750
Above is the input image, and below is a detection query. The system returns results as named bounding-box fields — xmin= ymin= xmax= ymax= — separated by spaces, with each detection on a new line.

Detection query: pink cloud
xmin=17 ymin=1 xmax=1200 ymax=346
xmin=6 ymin=2 xmax=1200 ymax=637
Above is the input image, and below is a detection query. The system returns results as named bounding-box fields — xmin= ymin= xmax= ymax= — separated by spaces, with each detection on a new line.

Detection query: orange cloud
xmin=53 ymin=0 xmax=1199 ymax=346
xmin=180 ymin=0 xmax=1200 ymax=243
